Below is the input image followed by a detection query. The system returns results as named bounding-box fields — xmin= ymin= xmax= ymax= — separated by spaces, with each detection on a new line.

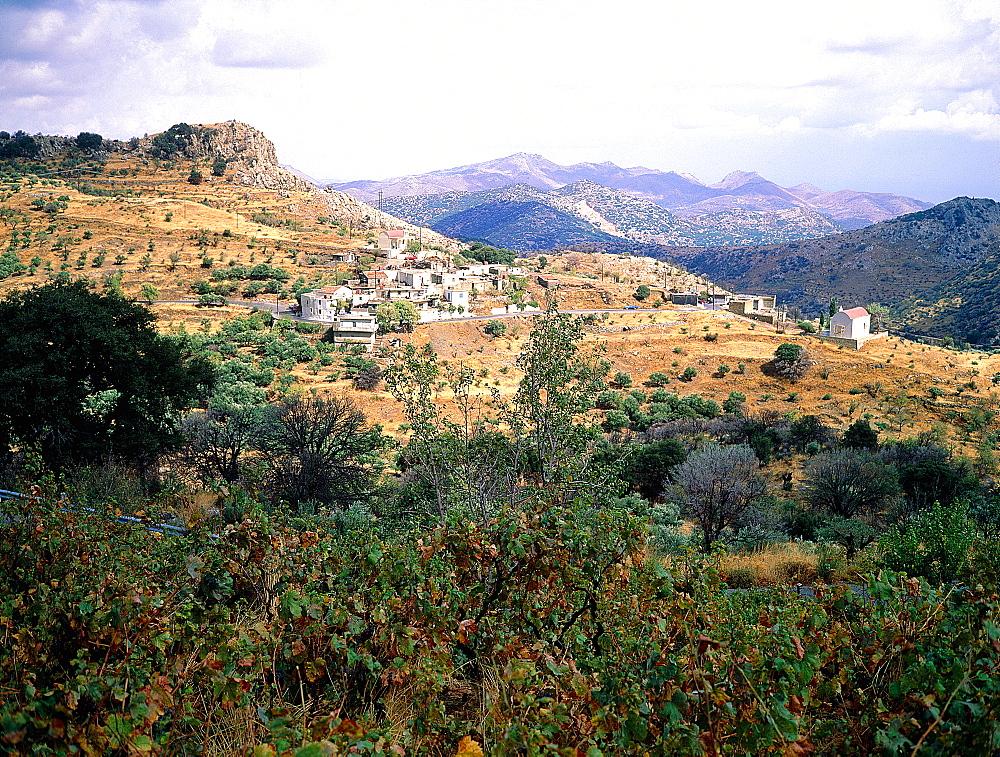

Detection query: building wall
xmin=830 ymin=312 xmax=870 ymax=339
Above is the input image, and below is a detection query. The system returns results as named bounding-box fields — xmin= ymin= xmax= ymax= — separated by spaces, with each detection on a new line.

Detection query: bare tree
xmin=804 ymin=448 xmax=900 ymax=519
xmin=178 ymin=407 xmax=264 ymax=485
xmin=671 ymin=443 xmax=767 ymax=552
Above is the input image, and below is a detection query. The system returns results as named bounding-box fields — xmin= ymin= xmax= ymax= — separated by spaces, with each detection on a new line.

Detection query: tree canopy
xmin=75 ymin=132 xmax=103 ymax=151
xmin=0 ymin=281 xmax=214 ymax=468
xmin=375 ymin=300 xmax=419 ymax=333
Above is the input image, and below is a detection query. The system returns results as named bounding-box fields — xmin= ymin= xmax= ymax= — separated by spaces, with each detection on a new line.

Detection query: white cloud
xmin=211 ymin=30 xmax=325 ymax=69
xmin=0 ymin=0 xmax=996 ymax=201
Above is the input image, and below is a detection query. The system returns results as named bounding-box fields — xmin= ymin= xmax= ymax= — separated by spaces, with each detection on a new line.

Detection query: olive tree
xmin=672 ymin=443 xmax=767 ymax=552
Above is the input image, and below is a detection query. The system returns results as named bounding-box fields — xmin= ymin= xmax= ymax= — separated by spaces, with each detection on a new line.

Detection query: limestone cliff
xmin=123 ymin=121 xmax=314 ymax=192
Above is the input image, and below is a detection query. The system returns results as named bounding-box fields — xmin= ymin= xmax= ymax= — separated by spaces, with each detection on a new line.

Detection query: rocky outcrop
xmin=119 ymin=121 xmax=314 ymax=193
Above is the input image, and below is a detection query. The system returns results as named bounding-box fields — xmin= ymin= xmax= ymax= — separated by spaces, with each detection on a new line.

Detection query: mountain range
xmin=382 ymin=180 xmax=848 ymax=251
xmin=330 ymin=153 xmax=932 ymax=232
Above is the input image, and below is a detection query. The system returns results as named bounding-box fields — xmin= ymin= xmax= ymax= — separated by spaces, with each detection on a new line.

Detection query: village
xmin=297 ymin=227 xmax=887 ymax=352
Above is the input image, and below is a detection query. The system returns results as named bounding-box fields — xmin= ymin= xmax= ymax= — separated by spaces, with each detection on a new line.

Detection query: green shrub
xmin=596 ymin=390 xmax=623 ymax=410
xmin=484 ymin=319 xmax=507 ymax=337
xmin=602 ymin=409 xmax=630 ymax=431
xmin=878 ymin=502 xmax=978 ymax=584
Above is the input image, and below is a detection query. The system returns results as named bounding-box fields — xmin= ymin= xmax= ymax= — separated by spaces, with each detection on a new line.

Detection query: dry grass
xmin=720 ymin=542 xmax=821 ymax=588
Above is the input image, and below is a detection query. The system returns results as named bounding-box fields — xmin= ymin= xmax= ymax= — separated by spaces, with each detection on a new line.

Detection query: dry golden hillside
xmin=0 ymin=152 xmax=375 ymax=305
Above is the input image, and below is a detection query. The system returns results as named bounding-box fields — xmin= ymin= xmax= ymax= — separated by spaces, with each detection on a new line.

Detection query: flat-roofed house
xmin=300 ymin=285 xmax=354 ymax=321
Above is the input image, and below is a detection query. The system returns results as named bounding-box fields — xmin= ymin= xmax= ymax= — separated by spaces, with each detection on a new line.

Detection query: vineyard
xmin=2 ymin=487 xmax=999 ymax=756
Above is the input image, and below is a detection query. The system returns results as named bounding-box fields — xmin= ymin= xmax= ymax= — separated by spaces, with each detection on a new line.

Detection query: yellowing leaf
xmin=456 ymin=736 xmax=484 ymax=757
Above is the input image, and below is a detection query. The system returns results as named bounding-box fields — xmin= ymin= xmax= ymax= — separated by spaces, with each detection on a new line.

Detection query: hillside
xmin=0 ymin=122 xmax=458 ymax=307
xmin=5 ymin=131 xmax=1000 ymax=757
xmin=430 ymin=199 xmax=627 ymax=251
xmin=665 ymin=197 xmax=1000 ymax=343
xmin=3 ymin=123 xmax=998 ymax=436
xmin=333 ymin=153 xmax=932 ymax=230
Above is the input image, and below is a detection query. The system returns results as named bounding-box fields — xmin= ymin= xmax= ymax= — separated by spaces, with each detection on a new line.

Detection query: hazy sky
xmin=1 ymin=0 xmax=998 ymax=202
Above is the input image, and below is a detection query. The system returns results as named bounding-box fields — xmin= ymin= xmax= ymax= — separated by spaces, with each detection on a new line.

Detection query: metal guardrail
xmin=0 ymin=488 xmax=194 ymax=537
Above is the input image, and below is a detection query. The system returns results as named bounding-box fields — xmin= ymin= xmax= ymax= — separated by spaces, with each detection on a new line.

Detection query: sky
xmin=1 ymin=0 xmax=998 ymax=203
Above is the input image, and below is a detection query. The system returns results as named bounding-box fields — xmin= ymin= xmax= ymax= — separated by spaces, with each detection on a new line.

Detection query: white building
xmin=444 ymin=289 xmax=470 ymax=310
xmin=830 ymin=307 xmax=871 ymax=339
xmin=300 ymin=285 xmax=354 ymax=321
xmin=324 ymin=313 xmax=378 ymax=349
xmin=396 ymin=268 xmax=433 ymax=290
xmin=377 ymin=229 xmax=410 ymax=257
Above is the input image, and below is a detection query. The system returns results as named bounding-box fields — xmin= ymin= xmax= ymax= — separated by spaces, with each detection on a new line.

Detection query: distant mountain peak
xmin=712 ymin=171 xmax=768 ymax=190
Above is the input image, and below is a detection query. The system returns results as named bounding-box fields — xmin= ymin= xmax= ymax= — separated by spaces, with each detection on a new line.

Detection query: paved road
xmin=150 ymin=299 xmax=701 ymax=324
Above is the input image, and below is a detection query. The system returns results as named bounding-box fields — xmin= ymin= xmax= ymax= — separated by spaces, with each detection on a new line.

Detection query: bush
xmin=613 ymin=371 xmax=633 ymax=388
xmin=596 ymin=390 xmax=623 ymax=410
xmin=680 ymin=366 xmax=697 ymax=382
xmin=484 ymin=319 xmax=507 ymax=337
xmin=843 ymin=419 xmax=879 ymax=449
xmin=602 ymin=409 xmax=630 ymax=431
xmin=647 ymin=371 xmax=670 ymax=387
xmin=770 ymin=343 xmax=812 ymax=382
xmin=75 ymin=132 xmax=103 ymax=151
xmin=878 ymin=502 xmax=978 ymax=584
xmin=722 ymin=391 xmax=746 ymax=415
xmin=352 ymin=365 xmax=383 ymax=390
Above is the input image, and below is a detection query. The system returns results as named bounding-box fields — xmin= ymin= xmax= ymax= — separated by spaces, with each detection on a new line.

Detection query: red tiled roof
xmin=386 ymin=230 xmax=405 ymax=238
xmin=842 ymin=307 xmax=869 ymax=319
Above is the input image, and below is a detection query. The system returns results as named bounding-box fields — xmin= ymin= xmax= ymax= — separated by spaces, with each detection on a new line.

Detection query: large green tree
xmin=0 ymin=281 xmax=214 ymax=469
xmin=375 ymin=300 xmax=420 ymax=333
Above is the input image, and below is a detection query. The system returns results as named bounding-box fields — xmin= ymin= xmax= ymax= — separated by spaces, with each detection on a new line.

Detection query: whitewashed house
xmin=830 ymin=307 xmax=870 ymax=339
xmin=821 ymin=306 xmax=885 ymax=349
xmin=444 ymin=288 xmax=470 ymax=311
xmin=300 ymin=285 xmax=354 ymax=321
xmin=324 ymin=313 xmax=378 ymax=349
